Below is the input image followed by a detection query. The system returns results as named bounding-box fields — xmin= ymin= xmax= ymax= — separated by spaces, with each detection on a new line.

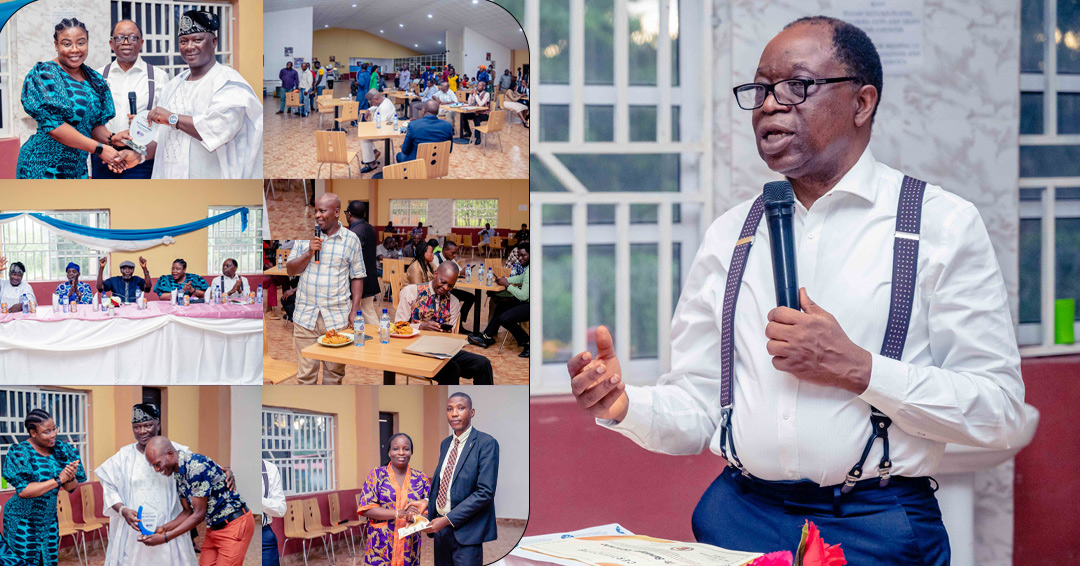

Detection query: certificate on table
xmin=520 ymin=535 xmax=762 ymax=566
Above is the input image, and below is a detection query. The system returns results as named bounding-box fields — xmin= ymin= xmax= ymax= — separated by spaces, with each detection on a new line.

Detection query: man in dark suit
xmin=426 ymin=392 xmax=499 ymax=566
xmin=397 ymin=99 xmax=454 ymax=163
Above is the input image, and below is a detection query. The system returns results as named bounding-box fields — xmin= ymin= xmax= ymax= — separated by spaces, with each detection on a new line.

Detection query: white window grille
xmin=453 ymin=199 xmax=500 ymax=228
xmin=393 ymin=55 xmax=448 ymax=73
xmin=390 ymin=200 xmax=429 ymax=227
xmin=0 ymin=211 xmax=110 ymax=282
xmin=206 ymin=206 xmax=263 ymax=276
xmin=0 ymin=26 xmax=13 ymax=139
xmin=0 ymin=387 xmax=90 ymax=491
xmin=111 ymin=0 xmax=234 ymax=79
xmin=261 ymin=408 xmax=336 ymax=496
xmin=1016 ymin=0 xmax=1080 ymax=356
xmin=526 ymin=0 xmax=714 ymax=393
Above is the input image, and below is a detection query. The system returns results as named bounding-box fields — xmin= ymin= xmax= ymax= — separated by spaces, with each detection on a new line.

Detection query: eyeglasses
xmin=58 ymin=40 xmax=89 ymax=48
xmin=111 ymin=34 xmax=142 ymax=44
xmin=733 ymin=77 xmax=860 ymax=110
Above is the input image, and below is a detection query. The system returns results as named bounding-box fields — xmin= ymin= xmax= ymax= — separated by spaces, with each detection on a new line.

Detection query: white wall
xmin=463 ymin=27 xmax=509 ymax=80
xmin=263 ymin=7 xmax=314 ymax=86
xmin=448 ymin=385 xmax=529 ymax=520
xmin=230 ymin=386 xmax=263 ymax=516
xmin=445 ymin=30 xmax=464 ymax=74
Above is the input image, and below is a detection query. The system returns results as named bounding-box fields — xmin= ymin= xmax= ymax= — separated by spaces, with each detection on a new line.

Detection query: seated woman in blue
xmin=153 ymin=258 xmax=209 ymax=301
xmin=16 ymin=18 xmax=124 ymax=179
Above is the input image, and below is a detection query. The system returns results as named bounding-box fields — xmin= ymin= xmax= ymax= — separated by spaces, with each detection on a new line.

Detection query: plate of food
xmin=318 ymin=328 xmax=354 ymax=347
xmin=390 ymin=321 xmax=420 ymax=338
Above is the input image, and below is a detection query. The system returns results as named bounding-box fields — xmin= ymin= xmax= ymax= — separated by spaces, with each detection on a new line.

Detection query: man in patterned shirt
xmin=141 ymin=436 xmax=254 ymax=565
xmin=153 ymin=258 xmax=209 ymax=301
xmin=287 ymin=193 xmax=367 ymax=384
xmin=55 ymin=262 xmax=94 ymax=304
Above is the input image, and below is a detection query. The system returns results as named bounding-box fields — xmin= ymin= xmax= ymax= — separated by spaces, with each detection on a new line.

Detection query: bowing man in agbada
xmin=95 ymin=404 xmax=198 ymax=566
xmin=566 ymin=16 xmax=1026 ymax=566
xmin=141 ymin=10 xmax=262 ymax=179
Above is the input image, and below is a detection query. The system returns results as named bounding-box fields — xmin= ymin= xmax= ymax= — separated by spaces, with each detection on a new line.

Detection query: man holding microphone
xmin=566 ymin=17 xmax=1025 ymax=565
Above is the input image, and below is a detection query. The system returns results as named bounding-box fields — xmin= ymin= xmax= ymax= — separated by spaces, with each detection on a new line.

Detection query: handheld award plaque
xmin=125 ymin=110 xmax=158 ymax=155
xmin=137 ymin=505 xmax=158 ymax=536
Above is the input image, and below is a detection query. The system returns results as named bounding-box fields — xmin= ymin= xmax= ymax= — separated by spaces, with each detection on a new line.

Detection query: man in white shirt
xmin=297 ymin=62 xmax=312 ymax=118
xmin=141 ymin=10 xmax=263 ymax=179
xmin=95 ymin=20 xmax=169 ymax=179
xmin=209 ymin=258 xmax=251 ymax=301
xmin=566 ymin=17 xmax=1025 ymax=566
xmin=0 ymin=258 xmax=36 ymax=312
xmin=260 ymin=460 xmax=285 ymax=566
xmin=432 ymin=81 xmax=459 ymax=118
xmin=399 ymin=67 xmax=410 ymax=90
xmin=359 ymin=89 xmax=399 ymax=175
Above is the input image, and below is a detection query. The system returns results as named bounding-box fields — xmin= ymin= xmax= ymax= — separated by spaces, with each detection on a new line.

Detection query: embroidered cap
xmin=178 ymin=10 xmax=219 ymax=36
xmin=132 ymin=403 xmax=161 ymax=423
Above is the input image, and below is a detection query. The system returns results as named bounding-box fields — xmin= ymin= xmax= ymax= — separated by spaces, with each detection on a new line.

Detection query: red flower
xmin=795 ymin=521 xmax=846 ymax=566
xmin=749 ymin=550 xmax=793 ymax=566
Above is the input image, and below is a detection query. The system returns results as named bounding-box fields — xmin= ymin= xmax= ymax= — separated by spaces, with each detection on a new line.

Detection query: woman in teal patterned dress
xmin=16 ymin=18 xmax=122 ymax=179
xmin=1 ymin=409 xmax=86 ymax=566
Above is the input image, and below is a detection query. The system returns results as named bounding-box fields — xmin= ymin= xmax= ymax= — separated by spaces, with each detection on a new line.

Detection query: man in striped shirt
xmin=287 ymin=193 xmax=367 ymax=384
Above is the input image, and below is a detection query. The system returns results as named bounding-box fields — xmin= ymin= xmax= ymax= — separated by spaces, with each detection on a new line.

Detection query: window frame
xmin=452 ymin=199 xmax=500 ymax=228
xmin=0 ymin=26 xmax=13 ymax=139
xmin=389 ymin=200 xmax=429 ymax=227
xmin=206 ymin=206 xmax=263 ymax=277
xmin=0 ymin=387 xmax=90 ymax=492
xmin=261 ymin=407 xmax=337 ymax=496
xmin=0 ymin=210 xmax=111 ymax=282
xmin=111 ymin=0 xmax=235 ymax=80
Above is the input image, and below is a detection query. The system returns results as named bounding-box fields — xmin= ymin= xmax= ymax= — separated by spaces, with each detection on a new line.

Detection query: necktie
xmin=436 ymin=438 xmax=460 ymax=511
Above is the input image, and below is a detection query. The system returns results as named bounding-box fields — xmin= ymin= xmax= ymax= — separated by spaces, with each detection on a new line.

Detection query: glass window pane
xmin=672 ymin=105 xmax=681 ymax=142
xmin=631 ymin=203 xmax=657 ymax=223
xmin=629 ymin=105 xmax=657 ymax=141
xmin=588 ymin=244 xmax=616 ymax=346
xmin=628 ymin=0 xmax=658 ymax=85
xmin=1057 ymin=92 xmax=1080 ymax=134
xmin=588 ymin=204 xmax=615 ymax=224
xmin=1019 ymin=218 xmax=1042 ymax=324
xmin=540 ymin=0 xmax=570 ymax=84
xmin=1058 ymin=186 xmax=1080 ymax=199
xmin=585 ymin=105 xmax=614 ymax=141
xmin=530 ymin=156 xmax=566 ymax=192
xmin=557 ymin=153 xmax=681 ymax=191
xmin=584 ymin=0 xmax=614 ymax=85
xmin=491 ymin=0 xmax=524 ymax=25
xmin=671 ymin=0 xmax=680 ymax=86
xmin=1020 ymin=145 xmax=1080 ymax=177
xmin=540 ymin=104 xmax=570 ymax=141
xmin=1057 ymin=0 xmax=1080 ymax=73
xmin=543 ymin=203 xmax=572 ymax=225
xmin=630 ymin=243 xmax=659 ymax=359
xmin=542 ymin=245 xmax=572 ymax=363
xmin=1056 ymin=218 xmax=1080 ymax=307
xmin=1021 ymin=92 xmax=1044 ymax=134
xmin=1022 ymin=0 xmax=1046 ymax=73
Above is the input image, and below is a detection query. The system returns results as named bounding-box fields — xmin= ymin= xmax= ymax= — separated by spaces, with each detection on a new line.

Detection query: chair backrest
xmin=445 ymin=233 xmax=459 ymax=245
xmin=383 ymin=258 xmax=405 ymax=279
xmin=484 ymin=258 xmax=502 ymax=271
xmin=283 ymin=500 xmax=307 ymax=538
xmin=498 ymin=93 xmax=505 ymax=109
xmin=490 ymin=238 xmax=504 ymax=250
xmin=417 ymin=141 xmax=451 ymax=179
xmin=383 ymin=159 xmax=428 ymax=179
xmin=327 ymin=493 xmax=341 ymax=525
xmin=390 ymin=271 xmax=407 ymax=311
xmin=484 ymin=109 xmax=506 ymax=133
xmin=339 ymin=101 xmax=360 ymax=121
xmin=462 ymin=234 xmax=473 ymax=247
xmin=315 ymin=131 xmax=350 ymax=165
xmin=303 ymin=498 xmax=324 ymax=533
xmin=80 ymin=484 xmax=97 ymax=520
xmin=318 ymin=97 xmax=335 ymax=114
xmin=493 ymin=266 xmax=511 ymax=278
xmin=456 ymin=89 xmax=467 ymax=102
xmin=286 ymin=90 xmax=301 ymax=107
xmin=56 ymin=492 xmax=75 ymax=528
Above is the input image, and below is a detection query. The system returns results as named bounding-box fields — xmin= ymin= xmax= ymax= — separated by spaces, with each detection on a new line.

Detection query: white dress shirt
xmin=209 ymin=274 xmax=251 ymax=300
xmin=261 ymin=460 xmax=286 ymax=526
xmin=97 ymin=57 xmax=170 ymax=134
xmin=601 ymin=149 xmax=1026 ymax=486
xmin=435 ymin=426 xmax=472 ymax=518
xmin=298 ymin=68 xmax=313 ymax=90
xmin=0 ymin=279 xmax=36 ymax=308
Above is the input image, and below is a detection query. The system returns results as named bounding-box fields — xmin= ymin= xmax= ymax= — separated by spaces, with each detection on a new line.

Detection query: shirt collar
xmin=811 ymin=146 xmax=879 ymax=205
xmin=325 ymin=222 xmax=346 ymax=239
xmin=112 ymin=56 xmax=148 ymax=75
xmin=452 ymin=426 xmax=473 ymax=443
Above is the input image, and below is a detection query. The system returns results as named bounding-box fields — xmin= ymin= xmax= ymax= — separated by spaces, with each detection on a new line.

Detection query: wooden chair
xmin=317 ymin=95 xmax=336 ymax=129
xmin=456 ymin=89 xmax=467 ymax=102
xmin=445 ymin=233 xmax=460 ymax=245
xmin=308 ymin=498 xmax=348 ymax=562
xmin=484 ymin=258 xmax=503 ymax=272
xmin=281 ymin=499 xmax=329 ymax=566
xmin=382 ymin=159 xmax=427 ymax=179
xmin=57 ymin=493 xmax=88 ymax=566
xmin=264 ymin=320 xmax=296 ymax=384
xmin=460 ymin=234 xmax=475 ymax=259
xmin=475 ymin=109 xmax=506 ymax=154
xmin=417 ymin=141 xmax=451 ymax=179
xmin=389 ymin=270 xmax=407 ymax=312
xmin=489 ymin=238 xmax=504 ymax=259
xmin=285 ymin=90 xmax=302 ymax=113
xmin=79 ymin=485 xmax=109 ymax=555
xmin=334 ymin=101 xmax=361 ymax=132
xmin=499 ymin=320 xmax=529 ymax=354
xmin=328 ymin=493 xmax=363 ymax=557
xmin=315 ymin=130 xmax=360 ymax=179
xmin=379 ymin=258 xmax=406 ymax=308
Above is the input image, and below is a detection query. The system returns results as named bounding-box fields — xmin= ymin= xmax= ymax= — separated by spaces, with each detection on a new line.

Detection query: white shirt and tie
xmin=261 ymin=460 xmax=285 ymax=527
xmin=97 ymin=57 xmax=170 ymax=136
xmin=601 ymin=148 xmax=1027 ymax=487
xmin=435 ymin=426 xmax=473 ymax=522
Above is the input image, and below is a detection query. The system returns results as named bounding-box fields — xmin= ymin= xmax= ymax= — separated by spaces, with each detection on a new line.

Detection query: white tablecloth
xmin=0 ymin=314 xmax=261 ymax=384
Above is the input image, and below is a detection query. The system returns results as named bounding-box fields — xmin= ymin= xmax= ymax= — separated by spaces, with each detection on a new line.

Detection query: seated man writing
xmin=394 ymin=261 xmax=493 ymax=385
xmin=396 ymin=99 xmax=453 ymax=164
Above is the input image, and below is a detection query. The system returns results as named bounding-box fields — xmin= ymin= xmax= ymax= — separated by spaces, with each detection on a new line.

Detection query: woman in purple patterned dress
xmin=358 ymin=434 xmax=432 ymax=566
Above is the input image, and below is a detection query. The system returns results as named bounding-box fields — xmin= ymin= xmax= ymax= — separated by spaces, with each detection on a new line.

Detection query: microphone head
xmin=762 ymin=180 xmax=795 ymax=207
xmin=128 ymin=92 xmax=137 ymax=101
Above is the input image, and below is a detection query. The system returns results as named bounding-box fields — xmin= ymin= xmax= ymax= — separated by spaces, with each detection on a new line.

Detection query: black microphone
xmin=314 ymin=226 xmax=321 ymax=264
xmin=128 ymin=91 xmax=138 ymax=116
xmin=763 ymin=180 xmax=799 ymax=309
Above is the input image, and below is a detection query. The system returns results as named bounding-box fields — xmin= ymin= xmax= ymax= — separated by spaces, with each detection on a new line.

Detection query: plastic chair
xmin=334 ymin=101 xmax=361 ymax=132
xmin=281 ymin=499 xmax=330 ymax=566
xmin=475 ymin=110 xmax=506 ymax=154
xmin=382 ymin=159 xmax=428 ymax=179
xmin=328 ymin=493 xmax=363 ymax=557
xmin=305 ymin=498 xmax=345 ymax=564
xmin=79 ymin=485 xmax=109 ymax=555
xmin=285 ymin=90 xmax=302 ymax=113
xmin=417 ymin=141 xmax=451 ymax=179
xmin=315 ymin=131 xmax=360 ymax=179
xmin=57 ymin=493 xmax=88 ymax=566
xmin=317 ymin=96 xmax=336 ymax=129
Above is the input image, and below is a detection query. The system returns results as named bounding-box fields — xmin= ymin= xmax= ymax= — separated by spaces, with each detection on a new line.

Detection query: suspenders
xmin=102 ymin=61 xmax=156 ymax=109
xmin=717 ymin=176 xmax=928 ymax=491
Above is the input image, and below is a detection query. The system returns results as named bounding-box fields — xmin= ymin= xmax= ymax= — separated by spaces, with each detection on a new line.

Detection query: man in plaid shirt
xmin=287 ymin=193 xmax=367 ymax=384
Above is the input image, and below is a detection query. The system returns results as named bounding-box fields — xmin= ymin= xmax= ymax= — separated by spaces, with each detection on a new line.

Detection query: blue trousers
xmin=262 ymin=525 xmax=280 ymax=566
xmin=692 ymin=467 xmax=949 ymax=566
xmin=433 ymin=525 xmax=483 ymax=566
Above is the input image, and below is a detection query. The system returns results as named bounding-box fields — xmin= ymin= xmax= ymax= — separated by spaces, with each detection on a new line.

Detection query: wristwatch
xmin=168 ymin=114 xmax=179 ymax=128
xmin=54 ymin=476 xmax=62 ymax=486
xmin=94 ymin=143 xmax=104 ymax=155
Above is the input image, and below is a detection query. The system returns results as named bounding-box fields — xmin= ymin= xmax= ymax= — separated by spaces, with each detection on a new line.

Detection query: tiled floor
xmin=263 ymin=83 xmax=529 ymax=180
xmin=60 ymin=523 xmax=261 ymax=565
xmin=266 ymin=179 xmax=318 ymax=240
xmin=263 ymin=288 xmax=529 ymax=385
xmin=278 ymin=521 xmax=526 ymax=566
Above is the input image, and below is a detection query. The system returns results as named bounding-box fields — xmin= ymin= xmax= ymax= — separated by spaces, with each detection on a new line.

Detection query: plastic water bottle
xmin=20 ymin=294 xmax=29 ymax=315
xmin=465 ymin=264 xmax=472 ymax=283
xmin=355 ymin=311 xmax=365 ymax=347
xmin=393 ymin=114 xmax=400 ymax=132
xmin=380 ymin=309 xmax=391 ymax=343
xmin=487 ymin=267 xmax=494 ymax=287
xmin=376 ymin=115 xmax=382 ymax=129
xmin=256 ymin=285 xmax=263 ymax=305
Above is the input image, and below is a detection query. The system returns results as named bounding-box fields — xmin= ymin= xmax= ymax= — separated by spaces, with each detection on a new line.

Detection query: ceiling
xmin=263 ymin=0 xmax=528 ymax=55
